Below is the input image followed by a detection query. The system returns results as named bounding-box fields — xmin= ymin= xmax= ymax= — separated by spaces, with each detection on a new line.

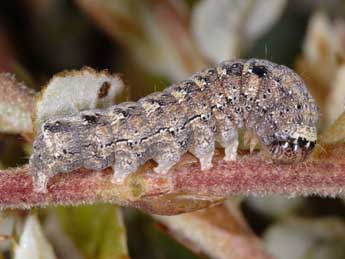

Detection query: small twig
xmin=0 ymin=143 xmax=344 ymax=215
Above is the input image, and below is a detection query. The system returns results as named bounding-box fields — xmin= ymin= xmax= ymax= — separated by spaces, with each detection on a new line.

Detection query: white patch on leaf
xmin=326 ymin=65 xmax=345 ymax=126
xmin=35 ymin=67 xmax=125 ymax=129
xmin=303 ymin=12 xmax=338 ymax=87
xmin=243 ymin=0 xmax=287 ymax=42
xmin=0 ymin=73 xmax=34 ymax=134
xmin=264 ymin=217 xmax=345 ymax=259
xmin=15 ymin=215 xmax=57 ymax=259
xmin=302 ymin=12 xmax=345 ymax=128
xmin=192 ymin=0 xmax=286 ymax=63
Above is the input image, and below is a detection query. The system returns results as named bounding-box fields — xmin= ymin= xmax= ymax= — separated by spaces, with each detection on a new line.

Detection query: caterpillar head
xmin=250 ymin=60 xmax=319 ymax=163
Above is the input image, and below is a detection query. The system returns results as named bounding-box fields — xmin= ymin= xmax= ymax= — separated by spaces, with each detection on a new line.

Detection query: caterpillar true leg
xmin=243 ymin=129 xmax=260 ymax=154
xmin=224 ymin=136 xmax=239 ymax=161
xmin=215 ymin=128 xmax=239 ymax=162
xmin=215 ymin=123 xmax=239 ymax=161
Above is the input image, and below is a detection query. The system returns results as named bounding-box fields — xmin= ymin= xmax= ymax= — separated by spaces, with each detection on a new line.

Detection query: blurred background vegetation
xmin=1 ymin=0 xmax=345 ymax=258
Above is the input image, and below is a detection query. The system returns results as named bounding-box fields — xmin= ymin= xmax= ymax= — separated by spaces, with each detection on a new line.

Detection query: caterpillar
xmin=30 ymin=59 xmax=319 ymax=193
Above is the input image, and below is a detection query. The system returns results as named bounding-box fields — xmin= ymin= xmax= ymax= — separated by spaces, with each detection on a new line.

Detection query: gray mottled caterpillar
xmin=30 ymin=59 xmax=319 ymax=192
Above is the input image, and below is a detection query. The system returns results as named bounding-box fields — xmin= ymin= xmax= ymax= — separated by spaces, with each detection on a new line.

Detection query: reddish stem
xmin=0 ymin=144 xmax=343 ymax=215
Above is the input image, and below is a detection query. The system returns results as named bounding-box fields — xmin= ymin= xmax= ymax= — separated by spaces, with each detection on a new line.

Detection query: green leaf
xmin=56 ymin=205 xmax=129 ymax=259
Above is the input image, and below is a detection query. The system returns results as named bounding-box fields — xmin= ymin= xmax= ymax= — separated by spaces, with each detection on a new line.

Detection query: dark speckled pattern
xmin=30 ymin=59 xmax=319 ymax=192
